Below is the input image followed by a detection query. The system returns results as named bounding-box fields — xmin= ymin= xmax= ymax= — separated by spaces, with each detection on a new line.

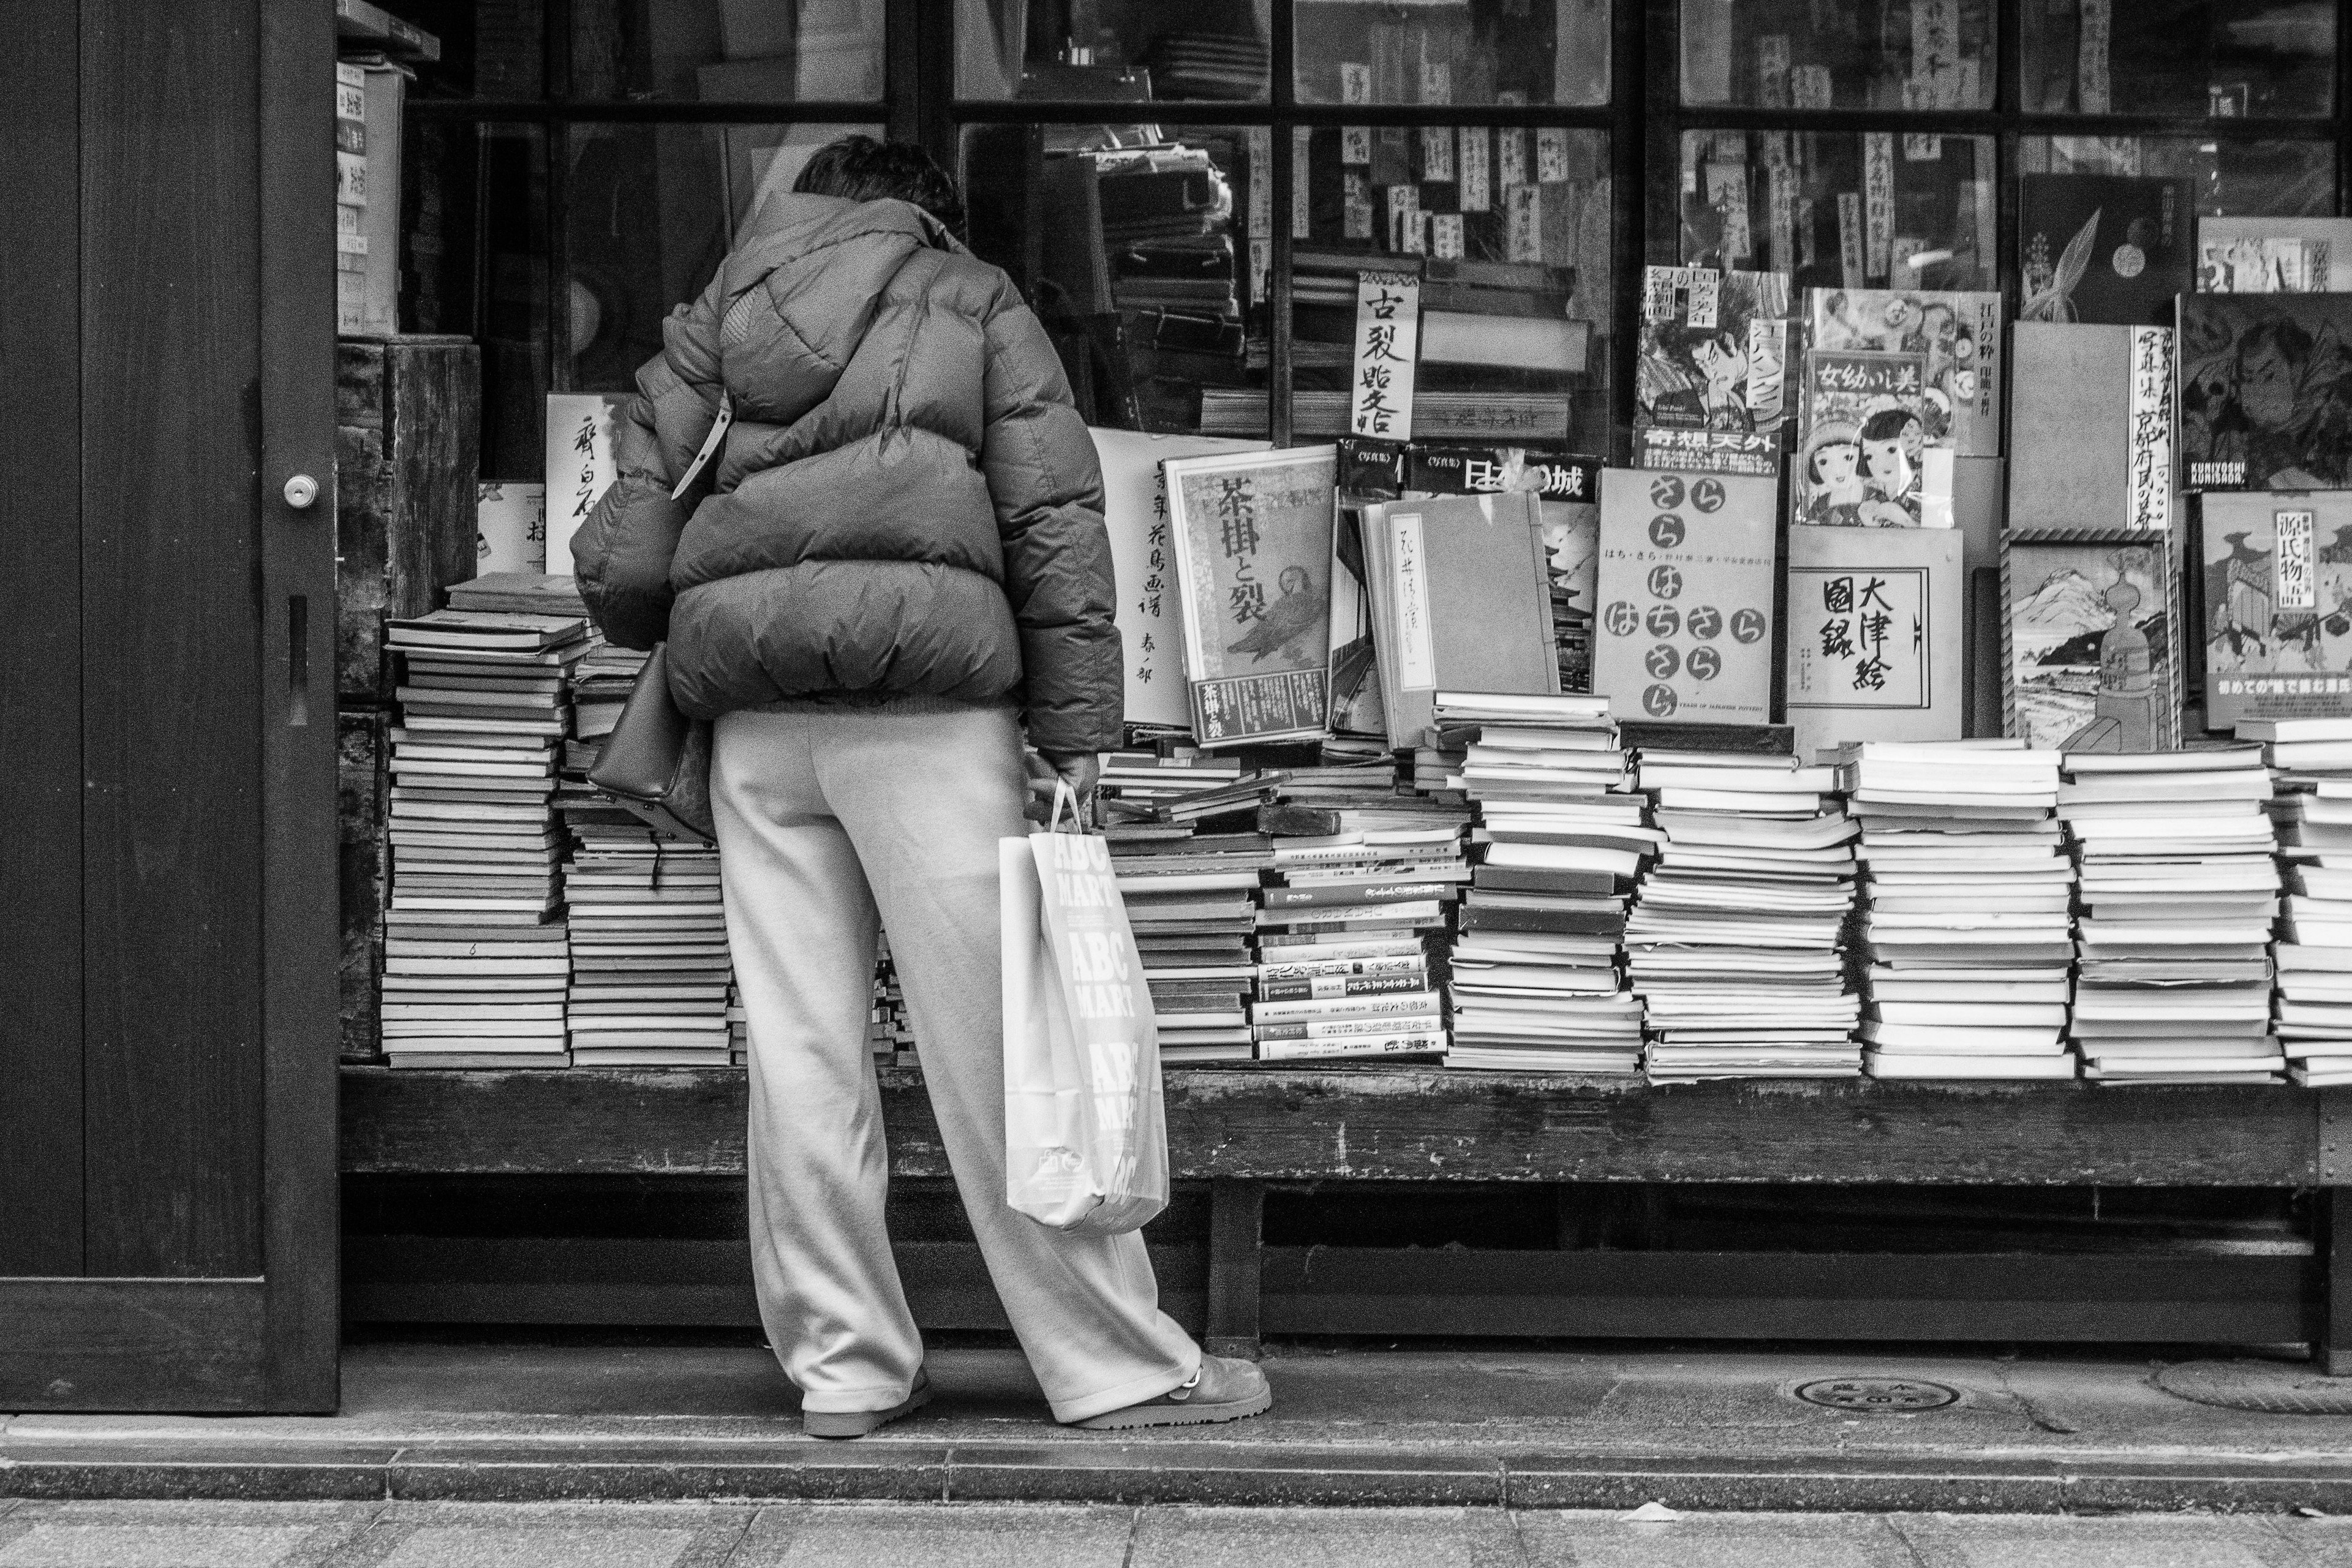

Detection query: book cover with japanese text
xmin=1784 ymin=526 xmax=1964 ymax=757
xmin=1593 ymin=468 xmax=1777 ymax=725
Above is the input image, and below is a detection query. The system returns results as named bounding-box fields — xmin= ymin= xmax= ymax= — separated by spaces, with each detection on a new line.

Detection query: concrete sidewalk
xmin=2 ymin=1501 xmax=2352 ymax=1566
xmin=10 ymin=1344 xmax=2352 ymax=1512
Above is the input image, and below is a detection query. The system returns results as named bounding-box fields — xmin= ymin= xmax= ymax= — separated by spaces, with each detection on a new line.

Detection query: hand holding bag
xmin=586 ymin=643 xmax=717 ymax=845
xmin=1002 ymin=783 xmax=1169 ymax=1235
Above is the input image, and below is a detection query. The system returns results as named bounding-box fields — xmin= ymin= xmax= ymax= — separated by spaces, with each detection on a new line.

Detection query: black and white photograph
xmin=16 ymin=2 xmax=2352 ymax=1564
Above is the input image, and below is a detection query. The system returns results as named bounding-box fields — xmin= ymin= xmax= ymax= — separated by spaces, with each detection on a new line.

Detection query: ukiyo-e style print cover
xmin=2001 ymin=537 xmax=2180 ymax=754
xmin=1162 ymin=446 xmax=1340 ymax=748
xmin=2179 ymin=294 xmax=2352 ymax=493
xmin=2199 ymin=491 xmax=2352 ymax=729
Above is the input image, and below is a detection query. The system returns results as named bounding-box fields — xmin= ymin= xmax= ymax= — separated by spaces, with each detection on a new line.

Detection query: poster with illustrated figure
xmin=1163 ymin=445 xmax=1340 ymax=748
xmin=1593 ymin=468 xmax=1777 ymax=725
xmin=1795 ymin=349 xmax=1952 ymax=527
xmin=2000 ymin=537 xmax=2179 ymax=753
xmin=1805 ymin=286 xmax=2003 ymax=458
xmin=2199 ymin=491 xmax=2352 ymax=728
xmin=1635 ymin=266 xmax=1795 ymax=438
xmin=2178 ymin=294 xmax=2352 ymax=492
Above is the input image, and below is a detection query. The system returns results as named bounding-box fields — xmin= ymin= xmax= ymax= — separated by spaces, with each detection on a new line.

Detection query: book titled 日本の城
xmin=1591 ymin=467 xmax=1777 ymax=725
xmin=1161 ymin=445 xmax=1341 ymax=748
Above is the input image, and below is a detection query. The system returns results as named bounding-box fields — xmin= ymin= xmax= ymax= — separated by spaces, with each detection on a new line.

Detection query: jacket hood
xmin=726 ymin=191 xmax=963 ymax=294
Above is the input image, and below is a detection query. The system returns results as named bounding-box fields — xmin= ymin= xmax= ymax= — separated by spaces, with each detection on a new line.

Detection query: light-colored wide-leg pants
xmin=710 ymin=700 xmax=1199 ymax=1423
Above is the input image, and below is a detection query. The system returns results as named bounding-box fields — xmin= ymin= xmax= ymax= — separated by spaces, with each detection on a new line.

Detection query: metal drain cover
xmin=1794 ymin=1377 xmax=1961 ymax=1412
xmin=2157 ymin=1360 xmax=2352 ymax=1414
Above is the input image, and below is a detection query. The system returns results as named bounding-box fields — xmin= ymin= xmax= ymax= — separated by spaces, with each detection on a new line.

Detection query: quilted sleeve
xmin=572 ymin=279 xmax=726 ymax=651
xmin=978 ymin=279 xmax=1123 ymax=756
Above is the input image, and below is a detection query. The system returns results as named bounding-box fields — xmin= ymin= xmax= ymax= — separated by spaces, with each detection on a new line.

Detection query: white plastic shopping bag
xmin=1001 ymin=784 xmax=1169 ymax=1235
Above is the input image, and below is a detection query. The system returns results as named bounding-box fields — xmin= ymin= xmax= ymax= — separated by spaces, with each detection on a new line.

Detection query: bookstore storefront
xmin=10 ymin=0 xmax=2352 ymax=1413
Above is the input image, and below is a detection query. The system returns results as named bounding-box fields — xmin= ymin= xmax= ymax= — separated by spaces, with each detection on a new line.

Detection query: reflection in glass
xmin=1680 ymin=0 xmax=1993 ymax=110
xmin=569 ymin=0 xmax=884 ymax=101
xmin=389 ymin=0 xmax=546 ymax=100
xmin=962 ymin=124 xmax=1268 ymax=434
xmin=2022 ymin=0 xmax=2333 ymax=117
xmin=2021 ymin=135 xmax=2336 ymax=218
xmin=402 ymin=119 xmax=550 ymax=477
xmin=1292 ymin=0 xmax=1610 ymax=106
xmin=956 ymin=0 xmax=1270 ymax=100
xmin=1679 ymin=130 xmax=1997 ymax=294
xmin=564 ymin=124 xmax=882 ymax=392
xmin=1282 ymin=126 xmax=1611 ymax=448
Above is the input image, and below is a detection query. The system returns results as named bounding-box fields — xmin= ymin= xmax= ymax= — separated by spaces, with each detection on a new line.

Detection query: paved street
xmin=4 ymin=1500 xmax=2352 ymax=1567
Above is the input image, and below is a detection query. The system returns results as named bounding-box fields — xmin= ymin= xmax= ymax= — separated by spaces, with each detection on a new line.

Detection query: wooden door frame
xmin=0 ymin=0 xmax=340 ymax=1414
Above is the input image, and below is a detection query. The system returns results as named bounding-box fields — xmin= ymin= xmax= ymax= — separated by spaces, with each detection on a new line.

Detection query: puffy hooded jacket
xmin=570 ymin=192 xmax=1122 ymax=756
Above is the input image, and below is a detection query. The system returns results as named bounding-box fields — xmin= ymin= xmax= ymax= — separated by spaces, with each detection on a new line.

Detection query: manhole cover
xmin=2157 ymin=1360 xmax=2352 ymax=1414
xmin=1793 ymin=1377 xmax=1961 ymax=1411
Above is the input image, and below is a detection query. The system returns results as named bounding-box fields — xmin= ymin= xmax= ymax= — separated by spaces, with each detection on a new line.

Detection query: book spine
xmin=1258 ymin=971 xmax=1430 ymax=1002
xmin=1458 ymin=907 xmax=1627 ymax=935
xmin=1262 ymin=880 xmax=1458 ymax=908
xmin=1256 ymin=954 xmax=1428 ymax=982
xmin=1251 ymin=990 xmax=1445 ymax=1024
xmin=1257 ymin=1033 xmax=1449 ymax=1060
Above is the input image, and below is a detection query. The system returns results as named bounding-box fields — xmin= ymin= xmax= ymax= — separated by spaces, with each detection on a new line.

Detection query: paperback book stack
xmin=1836 ymin=742 xmax=2077 ymax=1081
xmin=380 ymin=608 xmax=589 ymax=1068
xmin=569 ymin=639 xmax=649 ymax=762
xmin=1252 ymin=826 xmax=1464 ymax=1063
xmin=1109 ymin=820 xmax=1275 ymax=1065
xmin=1434 ymin=692 xmax=1649 ymax=1074
xmin=2061 ymin=748 xmax=2282 ymax=1084
xmin=564 ymin=820 xmax=733 ymax=1068
xmin=1624 ymin=750 xmax=1861 ymax=1082
xmin=2250 ymin=718 xmax=2352 ymax=1086
xmin=869 ymin=933 xmax=914 ymax=1069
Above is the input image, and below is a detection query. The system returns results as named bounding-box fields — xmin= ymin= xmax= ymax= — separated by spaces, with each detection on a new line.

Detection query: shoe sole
xmin=804 ymin=1381 xmax=932 ymax=1439
xmin=1072 ymin=1384 xmax=1273 ymax=1431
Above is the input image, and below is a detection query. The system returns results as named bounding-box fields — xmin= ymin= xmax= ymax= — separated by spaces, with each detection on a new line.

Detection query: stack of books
xmin=563 ymin=818 xmax=733 ymax=1068
xmin=1109 ymin=823 xmax=1274 ymax=1065
xmin=379 ymin=608 xmax=588 ymax=1068
xmin=2252 ymin=719 xmax=2352 ymax=1085
xmin=1624 ymin=750 xmax=1860 ymax=1082
xmin=1251 ymin=826 xmax=1462 ymax=1063
xmin=1838 ymin=742 xmax=2076 ymax=1081
xmin=570 ymin=639 xmax=648 ymax=756
xmin=2062 ymin=748 xmax=2282 ymax=1084
xmin=728 ymin=979 xmax=747 ymax=1068
xmin=1434 ymin=692 xmax=1648 ymax=1073
xmin=869 ymin=932 xmax=913 ymax=1069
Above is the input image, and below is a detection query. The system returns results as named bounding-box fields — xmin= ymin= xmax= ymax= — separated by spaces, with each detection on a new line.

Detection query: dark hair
xmin=2237 ymin=316 xmax=2314 ymax=372
xmin=1860 ymin=407 xmax=1918 ymax=441
xmin=793 ymin=135 xmax=965 ymax=238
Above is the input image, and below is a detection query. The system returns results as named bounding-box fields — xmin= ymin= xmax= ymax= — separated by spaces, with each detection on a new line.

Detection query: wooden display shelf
xmin=341 ymin=1066 xmax=2334 ymax=1186
xmin=340 ymin=1067 xmax=2352 ymax=1364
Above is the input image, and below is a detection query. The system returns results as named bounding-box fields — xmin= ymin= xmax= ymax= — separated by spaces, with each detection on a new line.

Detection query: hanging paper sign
xmin=1704 ymin=162 xmax=1751 ymax=263
xmin=1757 ymin=35 xmax=1790 ymax=108
xmin=1863 ymin=132 xmax=1894 ymax=280
xmin=1245 ymin=127 xmax=1272 ymax=239
xmin=1790 ymin=64 xmax=1833 ymax=107
xmin=1341 ymin=126 xmax=1371 ymax=165
xmin=1340 ymin=62 xmax=1371 ymax=102
xmin=1458 ymin=127 xmax=1491 ymax=213
xmin=1387 ymin=184 xmax=1423 ymax=254
xmin=2078 ymin=0 xmax=2111 ymax=113
xmin=1536 ymin=128 xmax=1570 ymax=183
xmin=543 ymin=392 xmax=626 ymax=578
xmin=2127 ymin=325 xmax=2175 ymax=533
xmin=1506 ymin=183 xmax=1542 ymax=263
xmin=1419 ymin=59 xmax=1450 ymax=104
xmin=1348 ymin=270 xmax=1421 ymax=441
xmin=1499 ymin=129 xmax=1529 ymax=189
xmin=1766 ymin=162 xmax=1796 ymax=273
xmin=1419 ymin=125 xmax=1454 ymax=184
xmin=1837 ymin=192 xmax=1864 ymax=288
xmin=1430 ymin=213 xmax=1464 ymax=259
xmin=1343 ymin=172 xmax=1374 ymax=239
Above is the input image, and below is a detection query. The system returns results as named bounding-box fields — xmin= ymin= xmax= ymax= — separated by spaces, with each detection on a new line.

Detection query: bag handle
xmin=1047 ymin=778 xmax=1081 ymax=835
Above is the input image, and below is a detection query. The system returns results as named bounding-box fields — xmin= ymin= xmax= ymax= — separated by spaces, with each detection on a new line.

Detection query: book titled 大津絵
xmin=1784 ymin=524 xmax=1964 ymax=758
xmin=1591 ymin=467 xmax=1777 ymax=725
xmin=2179 ymin=292 xmax=2352 ymax=492
xmin=2008 ymin=323 xmax=2176 ymax=535
xmin=2199 ymin=489 xmax=2352 ymax=728
xmin=1359 ymin=489 xmax=1559 ymax=748
xmin=1091 ymin=428 xmax=1275 ymax=730
xmin=1163 ymin=445 xmax=1341 ymax=748
xmin=2019 ymin=173 xmax=2195 ymax=326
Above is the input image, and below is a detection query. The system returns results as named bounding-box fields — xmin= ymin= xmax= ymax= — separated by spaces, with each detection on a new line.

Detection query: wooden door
xmin=0 ymin=0 xmax=340 ymax=1411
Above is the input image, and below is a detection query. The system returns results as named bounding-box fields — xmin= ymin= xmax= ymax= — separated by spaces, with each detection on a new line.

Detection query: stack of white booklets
xmin=1624 ymin=750 xmax=1861 ymax=1081
xmin=1836 ymin=741 xmax=2077 ymax=1080
xmin=2061 ymin=748 xmax=2282 ymax=1084
xmin=1246 ymin=827 xmax=1458 ymax=1063
xmin=2250 ymin=718 xmax=2352 ymax=1086
xmin=380 ymin=609 xmax=589 ymax=1069
xmin=564 ymin=822 xmax=734 ymax=1068
xmin=1434 ymin=692 xmax=1650 ymax=1074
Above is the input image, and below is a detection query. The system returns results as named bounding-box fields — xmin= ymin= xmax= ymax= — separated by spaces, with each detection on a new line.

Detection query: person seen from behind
xmin=571 ymin=135 xmax=1271 ymax=1438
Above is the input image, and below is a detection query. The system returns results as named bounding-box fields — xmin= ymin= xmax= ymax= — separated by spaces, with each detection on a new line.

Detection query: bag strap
xmin=1048 ymin=778 xmax=1080 ymax=835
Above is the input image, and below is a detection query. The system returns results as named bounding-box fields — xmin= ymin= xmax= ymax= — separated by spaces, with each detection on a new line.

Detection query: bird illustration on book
xmin=2020 ymin=209 xmax=2098 ymax=323
xmin=1226 ymin=564 xmax=1321 ymax=663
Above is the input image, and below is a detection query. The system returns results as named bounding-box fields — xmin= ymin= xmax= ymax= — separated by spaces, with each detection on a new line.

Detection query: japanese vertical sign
xmin=1863 ymin=132 xmax=1894 ymax=281
xmin=1161 ymin=446 xmax=1341 ymax=748
xmin=1088 ymin=430 xmax=1274 ymax=730
xmin=2077 ymin=0 xmax=2111 ymax=112
xmin=2277 ymin=507 xmax=2318 ymax=611
xmin=1784 ymin=525 xmax=1962 ymax=753
xmin=1387 ymin=511 xmax=1437 ymax=691
xmin=543 ymin=392 xmax=625 ymax=578
xmin=1593 ymin=469 xmax=1777 ymax=725
xmin=1348 ymin=270 xmax=1421 ymax=441
xmin=2125 ymin=325 xmax=2174 ymax=533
